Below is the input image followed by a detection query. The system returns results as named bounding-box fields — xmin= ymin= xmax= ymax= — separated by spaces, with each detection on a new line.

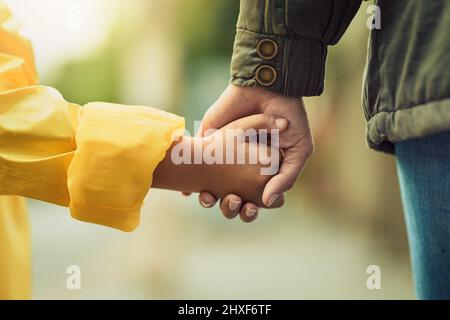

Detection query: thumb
xmin=262 ymin=144 xmax=310 ymax=206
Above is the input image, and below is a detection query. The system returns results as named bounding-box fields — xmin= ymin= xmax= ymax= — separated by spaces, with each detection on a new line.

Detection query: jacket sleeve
xmin=0 ymin=4 xmax=184 ymax=232
xmin=230 ymin=0 xmax=362 ymax=97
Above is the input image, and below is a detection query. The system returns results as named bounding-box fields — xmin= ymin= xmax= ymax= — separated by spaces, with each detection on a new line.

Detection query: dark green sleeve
xmin=230 ymin=0 xmax=362 ymax=97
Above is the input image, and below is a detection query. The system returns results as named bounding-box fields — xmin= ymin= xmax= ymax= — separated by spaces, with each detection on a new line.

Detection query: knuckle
xmin=285 ymin=184 xmax=294 ymax=192
xmin=265 ymin=115 xmax=276 ymax=126
xmin=305 ymin=141 xmax=314 ymax=158
xmin=284 ymin=179 xmax=296 ymax=191
xmin=202 ymin=120 xmax=212 ymax=130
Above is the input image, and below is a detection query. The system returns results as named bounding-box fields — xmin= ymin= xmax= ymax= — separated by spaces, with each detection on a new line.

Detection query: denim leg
xmin=396 ymin=131 xmax=450 ymax=300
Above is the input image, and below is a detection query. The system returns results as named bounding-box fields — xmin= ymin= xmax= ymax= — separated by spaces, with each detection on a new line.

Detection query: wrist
xmin=152 ymin=136 xmax=212 ymax=193
xmin=153 ymin=136 xmax=197 ymax=191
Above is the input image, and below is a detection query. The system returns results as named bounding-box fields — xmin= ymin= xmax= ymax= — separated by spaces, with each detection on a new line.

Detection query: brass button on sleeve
xmin=256 ymin=39 xmax=278 ymax=60
xmin=255 ymin=65 xmax=277 ymax=87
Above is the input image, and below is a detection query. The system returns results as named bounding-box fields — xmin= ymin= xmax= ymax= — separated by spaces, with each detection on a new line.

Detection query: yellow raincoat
xmin=0 ymin=2 xmax=184 ymax=299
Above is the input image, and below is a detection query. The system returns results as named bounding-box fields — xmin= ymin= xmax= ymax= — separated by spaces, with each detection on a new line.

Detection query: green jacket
xmin=230 ymin=0 xmax=450 ymax=153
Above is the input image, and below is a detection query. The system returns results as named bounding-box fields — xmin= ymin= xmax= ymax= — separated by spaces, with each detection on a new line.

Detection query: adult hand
xmin=190 ymin=84 xmax=314 ymax=222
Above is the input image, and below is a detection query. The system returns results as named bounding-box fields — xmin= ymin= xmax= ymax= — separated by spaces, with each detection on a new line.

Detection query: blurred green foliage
xmin=50 ymin=46 xmax=121 ymax=105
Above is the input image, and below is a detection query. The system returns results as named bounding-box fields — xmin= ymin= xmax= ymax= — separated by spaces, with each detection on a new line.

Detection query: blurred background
xmin=6 ymin=0 xmax=413 ymax=299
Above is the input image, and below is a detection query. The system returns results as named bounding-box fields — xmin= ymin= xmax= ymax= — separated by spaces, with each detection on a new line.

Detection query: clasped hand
xmin=185 ymin=84 xmax=314 ymax=222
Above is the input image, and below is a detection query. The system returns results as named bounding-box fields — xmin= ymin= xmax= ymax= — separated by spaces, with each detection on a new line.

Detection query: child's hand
xmin=153 ymin=114 xmax=287 ymax=221
xmin=199 ymin=114 xmax=288 ymax=207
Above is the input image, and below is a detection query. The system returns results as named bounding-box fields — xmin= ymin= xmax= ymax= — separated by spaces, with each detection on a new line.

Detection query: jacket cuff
xmin=230 ymin=29 xmax=327 ymax=97
xmin=68 ymin=102 xmax=185 ymax=232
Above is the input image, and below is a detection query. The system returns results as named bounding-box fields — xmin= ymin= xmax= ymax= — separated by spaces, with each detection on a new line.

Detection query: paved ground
xmin=28 ymin=189 xmax=414 ymax=299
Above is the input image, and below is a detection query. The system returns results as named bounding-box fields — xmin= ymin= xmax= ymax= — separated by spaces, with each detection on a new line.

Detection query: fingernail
xmin=201 ymin=200 xmax=213 ymax=208
xmin=245 ymin=208 xmax=257 ymax=218
xmin=228 ymin=199 xmax=241 ymax=211
xmin=275 ymin=118 xmax=288 ymax=129
xmin=268 ymin=194 xmax=279 ymax=206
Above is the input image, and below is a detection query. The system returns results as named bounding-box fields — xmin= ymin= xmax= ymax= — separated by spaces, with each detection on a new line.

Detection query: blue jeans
xmin=396 ymin=131 xmax=450 ymax=300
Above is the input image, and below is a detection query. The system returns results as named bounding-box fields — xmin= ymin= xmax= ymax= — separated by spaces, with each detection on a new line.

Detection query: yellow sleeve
xmin=0 ymin=3 xmax=184 ymax=232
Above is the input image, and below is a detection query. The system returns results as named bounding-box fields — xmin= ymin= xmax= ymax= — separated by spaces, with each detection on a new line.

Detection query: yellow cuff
xmin=68 ymin=102 xmax=185 ymax=232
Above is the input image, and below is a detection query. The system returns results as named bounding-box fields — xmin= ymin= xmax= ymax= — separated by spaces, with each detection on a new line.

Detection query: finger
xmin=198 ymin=87 xmax=260 ymax=137
xmin=262 ymin=145 xmax=310 ymax=206
xmin=222 ymin=114 xmax=288 ymax=134
xmin=199 ymin=192 xmax=217 ymax=208
xmin=239 ymin=203 xmax=259 ymax=223
xmin=219 ymin=194 xmax=242 ymax=219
